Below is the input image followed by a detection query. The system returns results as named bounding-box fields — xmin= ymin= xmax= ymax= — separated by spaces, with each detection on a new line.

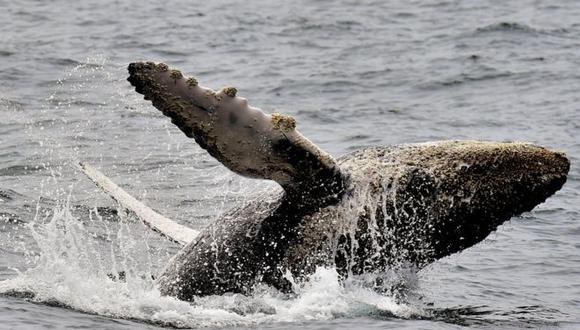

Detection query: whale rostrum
xmin=126 ymin=62 xmax=569 ymax=301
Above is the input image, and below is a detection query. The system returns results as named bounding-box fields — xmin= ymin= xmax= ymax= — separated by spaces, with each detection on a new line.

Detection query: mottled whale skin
xmin=127 ymin=62 xmax=569 ymax=302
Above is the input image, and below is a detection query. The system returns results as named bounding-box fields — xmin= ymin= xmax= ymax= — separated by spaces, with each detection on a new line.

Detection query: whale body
xmin=124 ymin=62 xmax=569 ymax=301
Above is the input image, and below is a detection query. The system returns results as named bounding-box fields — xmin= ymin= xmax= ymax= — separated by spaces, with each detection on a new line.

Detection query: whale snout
xmin=449 ymin=142 xmax=570 ymax=217
xmin=549 ymin=150 xmax=570 ymax=173
xmin=528 ymin=146 xmax=569 ymax=175
xmin=500 ymin=144 xmax=569 ymax=212
xmin=537 ymin=149 xmax=569 ymax=194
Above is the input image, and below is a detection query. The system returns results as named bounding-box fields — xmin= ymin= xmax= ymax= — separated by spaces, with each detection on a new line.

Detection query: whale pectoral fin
xmin=127 ymin=62 xmax=346 ymax=209
xmin=78 ymin=162 xmax=198 ymax=245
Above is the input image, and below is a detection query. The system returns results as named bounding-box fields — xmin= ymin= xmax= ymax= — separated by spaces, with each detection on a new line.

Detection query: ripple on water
xmin=0 ymin=165 xmax=44 ymax=177
xmin=474 ymin=22 xmax=569 ymax=36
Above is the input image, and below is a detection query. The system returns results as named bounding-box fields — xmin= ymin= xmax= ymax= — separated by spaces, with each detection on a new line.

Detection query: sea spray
xmin=0 ymin=199 xmax=423 ymax=327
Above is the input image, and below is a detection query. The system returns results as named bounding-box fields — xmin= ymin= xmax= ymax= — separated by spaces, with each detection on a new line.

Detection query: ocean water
xmin=1 ymin=0 xmax=579 ymax=328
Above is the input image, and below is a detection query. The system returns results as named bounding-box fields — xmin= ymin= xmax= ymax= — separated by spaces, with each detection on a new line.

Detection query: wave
xmin=0 ymin=98 xmax=25 ymax=111
xmin=417 ymin=70 xmax=513 ymax=90
xmin=475 ymin=22 xmax=569 ymax=36
xmin=0 ymin=165 xmax=44 ymax=177
xmin=0 ymin=189 xmax=26 ymax=201
xmin=438 ymin=71 xmax=513 ymax=87
xmin=0 ymin=50 xmax=14 ymax=57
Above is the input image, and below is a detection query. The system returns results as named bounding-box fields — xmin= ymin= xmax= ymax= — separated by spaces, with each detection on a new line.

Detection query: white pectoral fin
xmin=127 ymin=62 xmax=346 ymax=209
xmin=78 ymin=162 xmax=198 ymax=245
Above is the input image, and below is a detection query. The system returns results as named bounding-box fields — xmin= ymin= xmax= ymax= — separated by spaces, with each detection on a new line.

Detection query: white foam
xmin=0 ymin=202 xmax=424 ymax=328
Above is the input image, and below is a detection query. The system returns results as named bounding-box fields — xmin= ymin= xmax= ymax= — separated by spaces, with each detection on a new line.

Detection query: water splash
xmin=0 ymin=199 xmax=424 ymax=328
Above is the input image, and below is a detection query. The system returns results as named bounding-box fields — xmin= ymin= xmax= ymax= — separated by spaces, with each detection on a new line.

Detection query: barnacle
xmin=170 ymin=69 xmax=183 ymax=80
xmin=156 ymin=63 xmax=169 ymax=72
xmin=186 ymin=77 xmax=198 ymax=87
xmin=271 ymin=113 xmax=296 ymax=132
xmin=222 ymin=87 xmax=237 ymax=97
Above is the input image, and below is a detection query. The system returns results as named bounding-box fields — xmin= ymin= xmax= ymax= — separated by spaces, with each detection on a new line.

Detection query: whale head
xmin=337 ymin=141 xmax=570 ymax=269
xmin=396 ymin=141 xmax=570 ymax=263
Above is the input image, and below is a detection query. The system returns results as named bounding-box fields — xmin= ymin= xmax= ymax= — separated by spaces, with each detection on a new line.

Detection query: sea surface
xmin=0 ymin=0 xmax=579 ymax=329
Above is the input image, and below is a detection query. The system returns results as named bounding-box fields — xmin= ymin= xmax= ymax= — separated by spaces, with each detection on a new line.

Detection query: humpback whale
xmin=111 ymin=61 xmax=569 ymax=301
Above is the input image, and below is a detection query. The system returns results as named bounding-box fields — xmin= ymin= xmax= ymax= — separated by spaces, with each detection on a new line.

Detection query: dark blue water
xmin=1 ymin=0 xmax=579 ymax=328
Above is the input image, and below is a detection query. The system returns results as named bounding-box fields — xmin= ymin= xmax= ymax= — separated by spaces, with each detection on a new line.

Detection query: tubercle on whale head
xmin=271 ymin=113 xmax=297 ymax=132
xmin=186 ymin=77 xmax=198 ymax=87
xmin=169 ymin=69 xmax=183 ymax=81
xmin=127 ymin=61 xmax=347 ymax=208
xmin=221 ymin=87 xmax=237 ymax=97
